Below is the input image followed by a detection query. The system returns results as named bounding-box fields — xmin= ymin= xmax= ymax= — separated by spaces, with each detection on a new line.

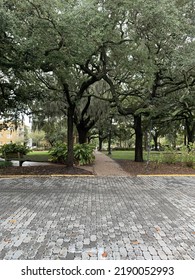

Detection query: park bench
xmin=4 ymin=152 xmax=25 ymax=167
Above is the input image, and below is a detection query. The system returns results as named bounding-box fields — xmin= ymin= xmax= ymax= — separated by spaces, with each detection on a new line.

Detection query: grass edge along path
xmin=106 ymin=150 xmax=195 ymax=164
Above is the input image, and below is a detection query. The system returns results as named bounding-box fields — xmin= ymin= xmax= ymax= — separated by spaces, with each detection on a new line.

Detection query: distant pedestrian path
xmin=93 ymin=151 xmax=129 ymax=176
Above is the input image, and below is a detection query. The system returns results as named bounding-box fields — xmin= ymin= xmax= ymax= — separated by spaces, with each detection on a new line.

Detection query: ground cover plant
xmin=0 ymin=161 xmax=13 ymax=168
xmin=108 ymin=149 xmax=195 ymax=175
xmin=0 ymin=149 xmax=93 ymax=176
xmin=0 ymin=143 xmax=31 ymax=156
xmin=106 ymin=150 xmax=168 ymax=162
xmin=49 ymin=143 xmax=95 ymax=166
xmin=109 ymin=149 xmax=195 ymax=166
xmin=0 ymin=144 xmax=95 ymax=176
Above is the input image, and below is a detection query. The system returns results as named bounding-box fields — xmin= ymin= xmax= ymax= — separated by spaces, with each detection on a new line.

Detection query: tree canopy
xmin=0 ymin=0 xmax=195 ymax=163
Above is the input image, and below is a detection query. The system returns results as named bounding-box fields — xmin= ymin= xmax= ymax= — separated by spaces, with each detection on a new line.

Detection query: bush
xmin=74 ymin=144 xmax=95 ymax=165
xmin=49 ymin=143 xmax=67 ymax=163
xmin=157 ymin=148 xmax=178 ymax=164
xmin=180 ymin=144 xmax=195 ymax=168
xmin=49 ymin=143 xmax=95 ymax=165
xmin=0 ymin=143 xmax=31 ymax=156
xmin=0 ymin=161 xmax=13 ymax=168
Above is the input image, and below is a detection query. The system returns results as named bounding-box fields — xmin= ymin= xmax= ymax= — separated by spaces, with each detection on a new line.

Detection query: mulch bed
xmin=0 ymin=165 xmax=93 ymax=176
xmin=115 ymin=159 xmax=195 ymax=176
xmin=0 ymin=160 xmax=194 ymax=176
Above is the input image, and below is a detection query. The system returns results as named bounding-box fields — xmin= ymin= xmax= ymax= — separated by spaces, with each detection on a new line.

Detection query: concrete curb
xmin=0 ymin=174 xmax=95 ymax=179
xmin=137 ymin=174 xmax=195 ymax=177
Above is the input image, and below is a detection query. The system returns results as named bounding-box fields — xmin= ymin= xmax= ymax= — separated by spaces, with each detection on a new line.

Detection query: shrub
xmin=49 ymin=143 xmax=67 ymax=163
xmin=0 ymin=143 xmax=30 ymax=156
xmin=73 ymin=144 xmax=95 ymax=165
xmin=180 ymin=144 xmax=195 ymax=168
xmin=0 ymin=161 xmax=13 ymax=168
xmin=157 ymin=148 xmax=178 ymax=164
xmin=49 ymin=143 xmax=95 ymax=165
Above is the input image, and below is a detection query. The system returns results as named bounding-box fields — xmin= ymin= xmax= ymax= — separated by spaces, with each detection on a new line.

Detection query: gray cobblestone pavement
xmin=0 ymin=176 xmax=195 ymax=260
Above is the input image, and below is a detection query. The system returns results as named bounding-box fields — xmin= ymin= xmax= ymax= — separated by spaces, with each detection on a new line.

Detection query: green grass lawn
xmin=24 ymin=151 xmax=50 ymax=162
xmin=104 ymin=150 xmax=161 ymax=161
xmin=104 ymin=150 xmax=194 ymax=167
xmin=0 ymin=150 xmax=51 ymax=163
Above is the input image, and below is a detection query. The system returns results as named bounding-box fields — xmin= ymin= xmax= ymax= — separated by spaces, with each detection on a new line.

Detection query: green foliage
xmin=30 ymin=130 xmax=46 ymax=147
xmin=155 ymin=144 xmax=195 ymax=168
xmin=110 ymin=148 xmax=195 ymax=169
xmin=44 ymin=123 xmax=67 ymax=146
xmin=180 ymin=143 xmax=195 ymax=168
xmin=49 ymin=143 xmax=95 ymax=165
xmin=0 ymin=161 xmax=13 ymax=168
xmin=49 ymin=143 xmax=68 ymax=163
xmin=73 ymin=144 xmax=95 ymax=165
xmin=157 ymin=148 xmax=178 ymax=164
xmin=1 ymin=0 xmax=195 ymax=164
xmin=0 ymin=143 xmax=31 ymax=155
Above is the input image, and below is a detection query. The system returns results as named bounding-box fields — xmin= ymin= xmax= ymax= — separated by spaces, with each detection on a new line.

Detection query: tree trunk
xmin=98 ymin=130 xmax=108 ymax=151
xmin=98 ymin=137 xmax=103 ymax=151
xmin=153 ymin=134 xmax=158 ymax=151
xmin=119 ymin=135 xmax=122 ymax=148
xmin=185 ymin=120 xmax=195 ymax=145
xmin=187 ymin=127 xmax=194 ymax=144
xmin=107 ymin=117 xmax=112 ymax=155
xmin=144 ymin=131 xmax=148 ymax=151
xmin=184 ymin=134 xmax=187 ymax=146
xmin=108 ymin=128 xmax=112 ymax=155
xmin=134 ymin=115 xmax=143 ymax=162
xmin=77 ymin=126 xmax=88 ymax=144
xmin=66 ymin=106 xmax=75 ymax=167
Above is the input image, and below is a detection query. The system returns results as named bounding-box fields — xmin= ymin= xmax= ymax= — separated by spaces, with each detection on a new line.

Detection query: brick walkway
xmin=0 ymin=176 xmax=194 ymax=260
